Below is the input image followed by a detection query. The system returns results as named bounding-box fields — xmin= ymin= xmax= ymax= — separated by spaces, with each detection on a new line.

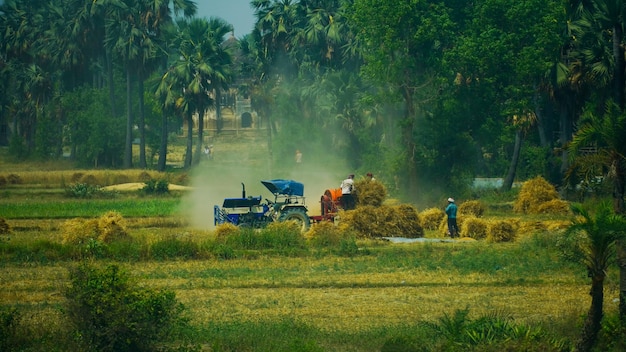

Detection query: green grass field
xmin=0 ymin=154 xmax=623 ymax=351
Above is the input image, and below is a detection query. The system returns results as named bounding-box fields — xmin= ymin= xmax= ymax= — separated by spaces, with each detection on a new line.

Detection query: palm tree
xmin=568 ymin=101 xmax=626 ymax=322
xmin=561 ymin=203 xmax=626 ymax=352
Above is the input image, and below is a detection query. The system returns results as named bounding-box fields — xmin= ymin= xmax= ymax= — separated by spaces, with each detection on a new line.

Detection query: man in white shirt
xmin=340 ymin=174 xmax=356 ymax=210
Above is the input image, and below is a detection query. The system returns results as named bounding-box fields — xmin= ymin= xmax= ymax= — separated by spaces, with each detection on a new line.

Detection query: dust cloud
xmin=180 ymin=150 xmax=352 ymax=230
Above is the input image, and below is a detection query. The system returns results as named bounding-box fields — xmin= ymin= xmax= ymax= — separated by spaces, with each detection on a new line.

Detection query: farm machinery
xmin=214 ymin=179 xmax=313 ymax=232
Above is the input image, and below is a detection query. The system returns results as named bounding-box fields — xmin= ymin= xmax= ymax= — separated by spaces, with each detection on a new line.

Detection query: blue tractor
xmin=214 ymin=179 xmax=311 ymax=232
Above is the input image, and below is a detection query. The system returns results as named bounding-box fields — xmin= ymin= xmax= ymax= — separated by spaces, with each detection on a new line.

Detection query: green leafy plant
xmin=65 ymin=263 xmax=187 ymax=352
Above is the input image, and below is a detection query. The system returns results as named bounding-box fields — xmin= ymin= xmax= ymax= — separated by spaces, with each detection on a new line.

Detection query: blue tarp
xmin=261 ymin=179 xmax=304 ymax=196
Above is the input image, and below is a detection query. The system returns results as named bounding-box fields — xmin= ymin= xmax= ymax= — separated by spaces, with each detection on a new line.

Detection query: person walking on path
xmin=445 ymin=197 xmax=459 ymax=238
xmin=340 ymin=174 xmax=356 ymax=210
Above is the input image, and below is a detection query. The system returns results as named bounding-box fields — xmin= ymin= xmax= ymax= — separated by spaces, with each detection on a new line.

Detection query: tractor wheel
xmin=278 ymin=208 xmax=311 ymax=232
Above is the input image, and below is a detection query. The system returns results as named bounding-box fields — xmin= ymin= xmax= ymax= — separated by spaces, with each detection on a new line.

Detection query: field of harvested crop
xmin=0 ymin=151 xmax=623 ymax=351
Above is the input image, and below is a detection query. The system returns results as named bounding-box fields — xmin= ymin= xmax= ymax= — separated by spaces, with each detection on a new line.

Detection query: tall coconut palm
xmin=561 ymin=203 xmax=626 ymax=352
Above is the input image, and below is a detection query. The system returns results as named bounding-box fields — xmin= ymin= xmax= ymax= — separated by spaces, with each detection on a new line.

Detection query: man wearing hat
xmin=340 ymin=174 xmax=356 ymax=210
xmin=445 ymin=197 xmax=459 ymax=238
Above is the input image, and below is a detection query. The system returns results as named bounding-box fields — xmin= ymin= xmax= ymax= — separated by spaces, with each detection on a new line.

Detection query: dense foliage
xmin=0 ymin=0 xmax=623 ymax=204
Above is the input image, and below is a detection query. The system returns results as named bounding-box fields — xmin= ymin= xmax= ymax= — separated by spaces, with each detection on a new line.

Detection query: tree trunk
xmin=501 ymin=129 xmax=523 ymax=192
xmin=575 ymin=276 xmax=604 ymax=352
xmin=216 ymin=89 xmax=222 ymax=134
xmin=400 ymin=85 xmax=418 ymax=198
xmin=617 ymin=241 xmax=626 ymax=321
xmin=137 ymin=73 xmax=147 ymax=168
xmin=613 ymin=25 xmax=624 ymax=111
xmin=194 ymin=108 xmax=205 ymax=166
xmin=157 ymin=110 xmax=168 ymax=172
xmin=123 ymin=67 xmax=133 ymax=168
xmin=184 ymin=110 xmax=193 ymax=169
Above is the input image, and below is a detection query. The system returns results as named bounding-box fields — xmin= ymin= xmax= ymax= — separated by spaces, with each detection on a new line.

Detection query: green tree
xmin=561 ymin=203 xmax=626 ymax=352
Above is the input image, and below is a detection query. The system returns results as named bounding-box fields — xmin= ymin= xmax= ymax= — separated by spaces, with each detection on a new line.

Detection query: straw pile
xmin=419 ymin=208 xmax=445 ymax=230
xmin=341 ymin=204 xmax=423 ymax=238
xmin=460 ymin=216 xmax=489 ymax=239
xmin=61 ymin=211 xmax=129 ymax=244
xmin=354 ymin=179 xmax=387 ymax=207
xmin=514 ymin=176 xmax=569 ymax=214
xmin=0 ymin=218 xmax=10 ymax=234
xmin=459 ymin=200 xmax=485 ymax=217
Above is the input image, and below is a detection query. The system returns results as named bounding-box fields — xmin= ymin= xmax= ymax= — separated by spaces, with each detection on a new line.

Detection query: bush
xmin=142 ymin=179 xmax=169 ymax=194
xmin=420 ymin=208 xmax=445 ymax=230
xmin=459 ymin=200 xmax=485 ymax=217
xmin=65 ymin=263 xmax=186 ymax=352
xmin=0 ymin=307 xmax=23 ymax=351
xmin=258 ymin=221 xmax=306 ymax=250
xmin=514 ymin=176 xmax=560 ymax=214
xmin=65 ymin=182 xmax=102 ymax=198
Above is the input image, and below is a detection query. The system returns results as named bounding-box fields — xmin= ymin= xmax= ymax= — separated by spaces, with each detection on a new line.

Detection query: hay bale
xmin=419 ymin=208 xmax=445 ymax=230
xmin=487 ymin=220 xmax=517 ymax=242
xmin=340 ymin=204 xmax=422 ymax=238
xmin=354 ymin=179 xmax=387 ymax=207
xmin=70 ymin=172 xmax=84 ymax=183
xmin=61 ymin=218 xmax=99 ymax=244
xmin=513 ymin=176 xmax=559 ymax=214
xmin=536 ymin=199 xmax=571 ymax=215
xmin=459 ymin=200 xmax=485 ymax=218
xmin=138 ymin=171 xmax=152 ymax=182
xmin=460 ymin=216 xmax=488 ymax=240
xmin=97 ymin=211 xmax=129 ymax=243
xmin=0 ymin=218 xmax=10 ymax=234
xmin=214 ymin=223 xmax=240 ymax=238
xmin=80 ymin=173 xmax=98 ymax=186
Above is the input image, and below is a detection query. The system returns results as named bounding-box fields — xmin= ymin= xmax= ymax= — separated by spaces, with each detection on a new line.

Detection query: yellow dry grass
xmin=0 ymin=169 xmax=180 ymax=187
xmin=0 ymin=256 xmax=608 ymax=334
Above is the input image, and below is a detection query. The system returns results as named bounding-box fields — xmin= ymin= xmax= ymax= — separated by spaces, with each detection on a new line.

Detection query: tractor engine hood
xmin=261 ymin=179 xmax=304 ymax=196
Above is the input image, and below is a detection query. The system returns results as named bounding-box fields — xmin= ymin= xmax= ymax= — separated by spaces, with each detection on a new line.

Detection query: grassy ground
xmin=1 ymin=146 xmax=622 ymax=351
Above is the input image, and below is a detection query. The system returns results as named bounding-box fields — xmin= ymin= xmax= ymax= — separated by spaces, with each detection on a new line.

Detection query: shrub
xmin=142 ymin=179 xmax=169 ymax=194
xmin=0 ymin=307 xmax=23 ymax=351
xmin=459 ymin=200 xmax=485 ymax=217
xmin=65 ymin=182 xmax=101 ymax=198
xmin=461 ymin=217 xmax=489 ymax=240
xmin=420 ymin=208 xmax=445 ymax=230
xmin=487 ymin=220 xmax=517 ymax=242
xmin=514 ymin=176 xmax=560 ymax=214
xmin=65 ymin=263 xmax=186 ymax=352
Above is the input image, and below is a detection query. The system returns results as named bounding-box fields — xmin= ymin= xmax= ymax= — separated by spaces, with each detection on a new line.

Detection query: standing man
xmin=445 ymin=197 xmax=459 ymax=238
xmin=295 ymin=149 xmax=302 ymax=164
xmin=340 ymin=174 xmax=356 ymax=210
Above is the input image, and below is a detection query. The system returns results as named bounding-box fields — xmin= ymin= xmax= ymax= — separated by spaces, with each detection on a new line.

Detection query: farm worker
xmin=445 ymin=197 xmax=459 ymax=238
xmin=340 ymin=174 xmax=356 ymax=210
